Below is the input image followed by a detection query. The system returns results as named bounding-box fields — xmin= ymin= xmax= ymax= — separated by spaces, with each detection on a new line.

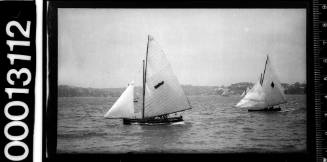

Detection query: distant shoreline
xmin=58 ymin=94 xmax=306 ymax=98
xmin=58 ymin=82 xmax=306 ymax=97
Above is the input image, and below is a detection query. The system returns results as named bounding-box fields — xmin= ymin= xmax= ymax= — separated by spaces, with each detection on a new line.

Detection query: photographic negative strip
xmin=44 ymin=1 xmax=317 ymax=162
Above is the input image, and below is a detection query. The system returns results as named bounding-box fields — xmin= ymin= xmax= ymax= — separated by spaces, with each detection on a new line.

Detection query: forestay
xmin=143 ymin=35 xmax=191 ymax=118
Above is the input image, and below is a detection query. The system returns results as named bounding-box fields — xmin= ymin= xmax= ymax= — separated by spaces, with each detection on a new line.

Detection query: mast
xmin=142 ymin=60 xmax=145 ymax=119
xmin=261 ymin=55 xmax=269 ymax=86
xmin=142 ymin=35 xmax=150 ymax=119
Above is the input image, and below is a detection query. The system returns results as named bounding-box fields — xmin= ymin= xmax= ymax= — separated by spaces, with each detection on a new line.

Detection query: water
xmin=57 ymin=95 xmax=306 ymax=153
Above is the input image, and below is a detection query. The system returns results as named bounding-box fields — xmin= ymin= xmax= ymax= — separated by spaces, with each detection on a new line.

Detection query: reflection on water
xmin=57 ymin=95 xmax=306 ymax=153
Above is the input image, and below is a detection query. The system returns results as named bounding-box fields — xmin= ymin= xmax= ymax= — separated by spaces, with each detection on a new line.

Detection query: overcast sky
xmin=58 ymin=9 xmax=306 ymax=88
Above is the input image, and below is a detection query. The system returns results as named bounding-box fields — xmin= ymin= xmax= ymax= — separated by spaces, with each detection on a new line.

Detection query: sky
xmin=58 ymin=9 xmax=306 ymax=88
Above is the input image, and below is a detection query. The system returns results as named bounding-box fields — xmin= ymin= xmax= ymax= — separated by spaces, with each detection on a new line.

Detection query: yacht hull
xmin=123 ymin=116 xmax=183 ymax=125
xmin=248 ymin=107 xmax=281 ymax=112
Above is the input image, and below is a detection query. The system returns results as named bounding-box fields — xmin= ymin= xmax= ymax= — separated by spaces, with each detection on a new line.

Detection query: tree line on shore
xmin=58 ymin=82 xmax=306 ymax=97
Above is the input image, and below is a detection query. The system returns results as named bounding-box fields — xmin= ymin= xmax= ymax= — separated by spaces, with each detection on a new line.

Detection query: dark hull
xmin=248 ymin=107 xmax=281 ymax=112
xmin=123 ymin=116 xmax=183 ymax=125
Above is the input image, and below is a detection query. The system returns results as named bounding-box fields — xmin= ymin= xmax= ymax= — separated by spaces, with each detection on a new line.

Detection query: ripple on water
xmin=57 ymin=95 xmax=306 ymax=153
xmin=242 ymin=127 xmax=255 ymax=133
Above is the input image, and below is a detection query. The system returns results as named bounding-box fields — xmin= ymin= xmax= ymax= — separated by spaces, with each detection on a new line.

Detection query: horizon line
xmin=58 ymin=81 xmax=307 ymax=89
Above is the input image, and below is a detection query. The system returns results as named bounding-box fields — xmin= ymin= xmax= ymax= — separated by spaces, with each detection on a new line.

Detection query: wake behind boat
xmin=235 ymin=55 xmax=287 ymax=112
xmin=104 ymin=35 xmax=192 ymax=125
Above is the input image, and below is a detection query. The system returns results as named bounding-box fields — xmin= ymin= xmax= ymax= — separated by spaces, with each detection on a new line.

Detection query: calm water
xmin=57 ymin=95 xmax=306 ymax=153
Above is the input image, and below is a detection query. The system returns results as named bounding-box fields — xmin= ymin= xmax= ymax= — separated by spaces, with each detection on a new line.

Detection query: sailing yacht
xmin=221 ymin=88 xmax=231 ymax=97
xmin=235 ymin=55 xmax=287 ymax=111
xmin=240 ymin=87 xmax=250 ymax=97
xmin=104 ymin=35 xmax=192 ymax=124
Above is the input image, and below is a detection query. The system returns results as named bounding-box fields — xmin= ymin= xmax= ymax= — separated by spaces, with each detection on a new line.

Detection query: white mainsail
xmin=143 ymin=35 xmax=191 ymax=118
xmin=104 ymin=82 xmax=135 ymax=118
xmin=235 ymin=55 xmax=286 ymax=109
xmin=261 ymin=56 xmax=287 ymax=106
